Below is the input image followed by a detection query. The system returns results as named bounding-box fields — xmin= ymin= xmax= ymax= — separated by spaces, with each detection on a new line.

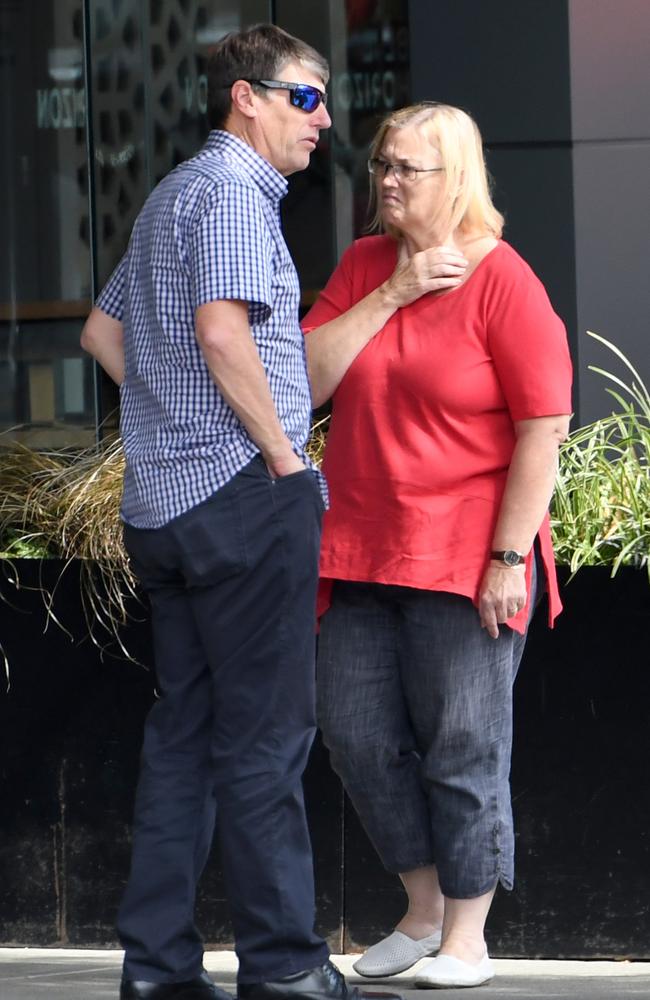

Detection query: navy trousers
xmin=119 ymin=456 xmax=329 ymax=985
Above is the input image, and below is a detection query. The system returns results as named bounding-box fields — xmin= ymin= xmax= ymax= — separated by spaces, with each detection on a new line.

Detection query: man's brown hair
xmin=207 ymin=24 xmax=329 ymax=130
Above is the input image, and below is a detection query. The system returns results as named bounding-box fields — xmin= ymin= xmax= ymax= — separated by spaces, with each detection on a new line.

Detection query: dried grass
xmin=0 ymin=418 xmax=331 ymax=658
xmin=2 ymin=330 xmax=646 ymax=665
xmin=0 ymin=437 xmax=138 ymax=658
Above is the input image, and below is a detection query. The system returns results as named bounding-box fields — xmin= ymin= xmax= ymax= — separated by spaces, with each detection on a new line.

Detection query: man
xmin=82 ymin=23 xmax=401 ymax=1000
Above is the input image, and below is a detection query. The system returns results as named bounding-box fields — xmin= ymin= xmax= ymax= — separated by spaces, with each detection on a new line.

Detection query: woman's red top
xmin=303 ymin=237 xmax=573 ymax=633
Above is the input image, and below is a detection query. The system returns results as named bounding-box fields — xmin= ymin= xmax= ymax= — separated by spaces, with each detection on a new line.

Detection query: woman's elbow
xmin=551 ymin=414 xmax=571 ymax=445
xmin=516 ymin=414 xmax=571 ymax=448
xmin=307 ymin=364 xmax=333 ymax=409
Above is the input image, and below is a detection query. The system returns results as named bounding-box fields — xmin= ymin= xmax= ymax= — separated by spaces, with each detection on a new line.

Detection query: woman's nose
xmin=381 ymin=166 xmax=399 ymax=186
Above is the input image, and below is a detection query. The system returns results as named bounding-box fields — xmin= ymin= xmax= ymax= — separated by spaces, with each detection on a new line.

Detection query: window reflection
xmin=88 ymin=0 xmax=147 ymax=286
xmin=149 ymin=1 xmax=271 ymax=184
xmin=329 ymin=0 xmax=410 ymax=252
xmin=0 ymin=0 xmax=94 ymax=446
xmin=0 ymin=0 xmax=408 ymax=448
xmin=276 ymin=0 xmax=410 ymax=299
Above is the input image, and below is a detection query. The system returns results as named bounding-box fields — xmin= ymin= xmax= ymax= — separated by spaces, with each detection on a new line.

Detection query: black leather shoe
xmin=238 ymin=961 xmax=403 ymax=1000
xmin=120 ymin=970 xmax=234 ymax=999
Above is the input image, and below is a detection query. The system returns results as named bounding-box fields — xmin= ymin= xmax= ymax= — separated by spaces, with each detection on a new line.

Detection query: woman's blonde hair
xmin=367 ymin=102 xmax=504 ymax=239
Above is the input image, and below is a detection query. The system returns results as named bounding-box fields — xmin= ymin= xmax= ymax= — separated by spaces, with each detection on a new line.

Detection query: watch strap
xmin=490 ymin=549 xmax=525 ymax=566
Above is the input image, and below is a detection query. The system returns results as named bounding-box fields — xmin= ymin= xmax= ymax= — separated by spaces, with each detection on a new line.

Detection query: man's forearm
xmin=195 ymin=300 xmax=301 ymax=476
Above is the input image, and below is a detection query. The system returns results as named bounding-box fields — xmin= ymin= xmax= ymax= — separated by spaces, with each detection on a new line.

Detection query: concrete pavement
xmin=2 ymin=950 xmax=650 ymax=1000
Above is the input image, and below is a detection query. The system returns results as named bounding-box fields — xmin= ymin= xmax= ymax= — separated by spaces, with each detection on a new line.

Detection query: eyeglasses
xmin=244 ymin=79 xmax=328 ymax=113
xmin=367 ymin=158 xmax=445 ymax=182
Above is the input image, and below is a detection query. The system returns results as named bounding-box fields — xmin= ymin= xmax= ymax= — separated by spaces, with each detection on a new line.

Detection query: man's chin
xmin=284 ymin=152 xmax=312 ymax=176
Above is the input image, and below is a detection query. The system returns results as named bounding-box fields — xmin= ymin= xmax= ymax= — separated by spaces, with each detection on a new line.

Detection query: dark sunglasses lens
xmin=291 ymin=86 xmax=321 ymax=112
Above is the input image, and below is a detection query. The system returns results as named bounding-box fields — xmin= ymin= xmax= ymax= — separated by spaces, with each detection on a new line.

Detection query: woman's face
xmin=377 ymin=125 xmax=446 ymax=236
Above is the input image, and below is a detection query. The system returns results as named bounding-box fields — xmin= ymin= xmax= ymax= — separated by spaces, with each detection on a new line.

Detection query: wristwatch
xmin=490 ymin=549 xmax=525 ymax=567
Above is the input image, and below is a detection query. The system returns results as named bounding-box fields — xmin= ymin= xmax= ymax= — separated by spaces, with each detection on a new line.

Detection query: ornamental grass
xmin=550 ymin=332 xmax=650 ymax=581
xmin=0 ymin=334 xmax=648 ymax=659
xmin=0 ymin=437 xmax=138 ymax=660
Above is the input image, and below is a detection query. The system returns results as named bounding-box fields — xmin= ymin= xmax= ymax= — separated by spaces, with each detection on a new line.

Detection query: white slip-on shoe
xmin=414 ymin=953 xmax=494 ymax=988
xmin=352 ymin=929 xmax=443 ymax=977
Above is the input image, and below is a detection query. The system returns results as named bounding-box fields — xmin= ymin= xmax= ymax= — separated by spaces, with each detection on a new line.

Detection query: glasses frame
xmin=368 ymin=157 xmax=445 ymax=182
xmin=243 ymin=79 xmax=328 ymax=112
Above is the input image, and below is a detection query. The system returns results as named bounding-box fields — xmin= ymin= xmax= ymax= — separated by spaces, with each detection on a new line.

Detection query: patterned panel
xmin=87 ymin=1 xmax=270 ymax=281
xmin=88 ymin=0 xmax=148 ymax=282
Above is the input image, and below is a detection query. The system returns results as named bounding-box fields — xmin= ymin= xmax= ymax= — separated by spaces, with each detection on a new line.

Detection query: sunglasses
xmin=243 ymin=79 xmax=328 ymax=113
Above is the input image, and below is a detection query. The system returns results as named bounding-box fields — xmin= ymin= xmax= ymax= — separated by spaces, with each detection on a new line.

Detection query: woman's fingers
xmin=421 ymin=246 xmax=468 ymax=270
xmin=415 ymin=248 xmax=468 ymax=289
xmin=390 ymin=244 xmax=468 ymax=305
xmin=478 ymin=565 xmax=527 ymax=639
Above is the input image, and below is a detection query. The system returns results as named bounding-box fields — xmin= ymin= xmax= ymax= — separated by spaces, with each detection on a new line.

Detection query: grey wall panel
xmin=408 ymin=0 xmax=571 ymax=144
xmin=487 ymin=145 xmax=579 ymax=416
xmin=569 ymin=0 xmax=650 ymax=141
xmin=572 ymin=142 xmax=650 ymax=425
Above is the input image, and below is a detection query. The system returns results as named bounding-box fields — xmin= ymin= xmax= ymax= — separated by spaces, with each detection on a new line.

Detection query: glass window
xmin=327 ymin=0 xmax=410 ymax=255
xmin=0 ymin=0 xmax=95 ymax=447
xmin=148 ymin=0 xmax=272 ymax=186
xmin=88 ymin=0 xmax=273 ymax=289
xmin=87 ymin=0 xmax=149 ymax=288
xmin=276 ymin=0 xmax=410 ymax=301
xmin=87 ymin=0 xmax=271 ymax=430
xmin=0 ymin=1 xmax=408 ymax=449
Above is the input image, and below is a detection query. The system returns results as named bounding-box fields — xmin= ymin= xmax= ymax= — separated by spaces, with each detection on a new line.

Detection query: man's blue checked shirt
xmin=97 ymin=130 xmax=324 ymax=528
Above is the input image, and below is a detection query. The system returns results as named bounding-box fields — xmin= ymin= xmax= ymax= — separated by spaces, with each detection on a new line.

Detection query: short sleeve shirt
xmin=96 ymin=131 xmax=322 ymax=528
xmin=303 ymin=236 xmax=573 ymax=632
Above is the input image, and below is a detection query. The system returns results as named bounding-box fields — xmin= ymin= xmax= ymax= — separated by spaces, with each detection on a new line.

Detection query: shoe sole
xmin=355 ymin=958 xmax=435 ymax=978
xmin=415 ymin=976 xmax=494 ymax=989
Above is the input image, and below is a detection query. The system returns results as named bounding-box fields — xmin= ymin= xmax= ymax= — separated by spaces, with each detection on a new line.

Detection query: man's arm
xmin=195 ymin=299 xmax=303 ymax=478
xmin=80 ymin=306 xmax=125 ymax=385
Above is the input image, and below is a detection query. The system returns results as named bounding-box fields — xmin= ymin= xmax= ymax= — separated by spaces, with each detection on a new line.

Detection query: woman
xmin=302 ymin=103 xmax=572 ymax=989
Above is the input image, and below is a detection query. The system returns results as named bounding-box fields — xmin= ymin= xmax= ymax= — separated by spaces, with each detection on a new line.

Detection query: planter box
xmin=1 ymin=561 xmax=648 ymax=956
xmin=0 ymin=560 xmax=342 ymax=949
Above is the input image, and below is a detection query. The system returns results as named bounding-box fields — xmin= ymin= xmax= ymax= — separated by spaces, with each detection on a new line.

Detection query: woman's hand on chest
xmin=381 ymin=242 xmax=468 ymax=309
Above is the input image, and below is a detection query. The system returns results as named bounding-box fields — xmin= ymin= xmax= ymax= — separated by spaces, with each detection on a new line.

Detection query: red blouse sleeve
xmin=302 ymin=242 xmax=357 ymax=333
xmin=486 ymin=251 xmax=573 ymax=421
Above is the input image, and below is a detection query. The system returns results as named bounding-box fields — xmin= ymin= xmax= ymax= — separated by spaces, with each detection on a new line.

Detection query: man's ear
xmin=230 ymin=80 xmax=257 ymax=119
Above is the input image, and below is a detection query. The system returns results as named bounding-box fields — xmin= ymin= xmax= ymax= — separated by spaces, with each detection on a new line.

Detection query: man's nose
xmin=314 ymin=103 xmax=332 ymax=129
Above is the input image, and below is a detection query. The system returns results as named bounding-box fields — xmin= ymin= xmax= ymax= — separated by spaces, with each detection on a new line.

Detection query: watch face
xmin=503 ymin=549 xmax=522 ymax=566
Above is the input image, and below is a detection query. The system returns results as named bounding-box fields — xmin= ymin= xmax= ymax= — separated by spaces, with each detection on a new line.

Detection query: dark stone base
xmin=1 ymin=561 xmax=648 ymax=956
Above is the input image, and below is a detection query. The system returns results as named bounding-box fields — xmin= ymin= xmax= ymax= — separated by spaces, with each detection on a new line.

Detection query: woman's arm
xmin=306 ymin=245 xmax=467 ymax=407
xmin=478 ymin=414 xmax=570 ymax=638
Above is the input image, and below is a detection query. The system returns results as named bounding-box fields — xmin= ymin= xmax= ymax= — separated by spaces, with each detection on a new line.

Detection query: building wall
xmin=569 ymin=0 xmax=650 ymax=423
xmin=409 ymin=0 xmax=650 ymax=426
